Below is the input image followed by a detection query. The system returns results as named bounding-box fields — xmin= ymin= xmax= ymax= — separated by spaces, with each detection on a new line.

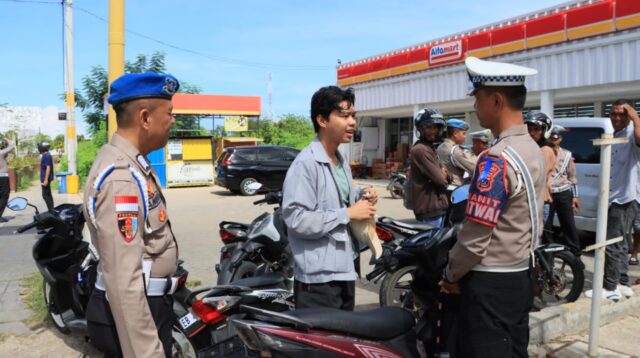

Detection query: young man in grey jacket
xmin=282 ymin=86 xmax=377 ymax=310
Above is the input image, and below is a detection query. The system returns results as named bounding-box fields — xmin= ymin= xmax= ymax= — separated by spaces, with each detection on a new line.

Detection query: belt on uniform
xmin=471 ymin=259 xmax=530 ymax=273
xmin=95 ymin=271 xmax=178 ymax=296
xmin=0 ymin=173 xmax=8 ymax=177
xmin=551 ymin=184 xmax=572 ymax=194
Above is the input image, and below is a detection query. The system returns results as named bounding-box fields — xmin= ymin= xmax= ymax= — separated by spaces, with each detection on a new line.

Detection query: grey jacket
xmin=282 ymin=138 xmax=360 ymax=284
xmin=0 ymin=140 xmax=15 ymax=175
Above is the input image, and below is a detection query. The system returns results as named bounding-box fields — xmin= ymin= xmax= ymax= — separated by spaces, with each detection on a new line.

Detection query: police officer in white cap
xmin=439 ymin=57 xmax=545 ymax=357
xmin=469 ymin=129 xmax=491 ymax=156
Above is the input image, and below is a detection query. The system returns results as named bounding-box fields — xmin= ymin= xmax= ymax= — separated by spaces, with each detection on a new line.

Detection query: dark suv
xmin=215 ymin=146 xmax=300 ymax=195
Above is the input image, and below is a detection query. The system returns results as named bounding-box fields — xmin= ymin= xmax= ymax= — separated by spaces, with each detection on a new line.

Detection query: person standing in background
xmin=38 ymin=141 xmax=54 ymax=211
xmin=0 ymin=137 xmax=16 ymax=222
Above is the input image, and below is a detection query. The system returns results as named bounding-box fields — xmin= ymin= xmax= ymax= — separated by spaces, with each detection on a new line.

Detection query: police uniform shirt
xmin=445 ymin=125 xmax=546 ymax=282
xmin=436 ymin=138 xmax=478 ymax=186
xmin=550 ymin=147 xmax=577 ymax=189
xmin=83 ymin=133 xmax=177 ymax=357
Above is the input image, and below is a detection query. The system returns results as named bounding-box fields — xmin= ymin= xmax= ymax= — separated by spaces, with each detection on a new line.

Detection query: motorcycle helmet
xmin=523 ymin=110 xmax=553 ymax=139
xmin=0 ymin=139 xmax=6 ymax=150
xmin=37 ymin=141 xmax=51 ymax=153
xmin=414 ymin=108 xmax=445 ymax=138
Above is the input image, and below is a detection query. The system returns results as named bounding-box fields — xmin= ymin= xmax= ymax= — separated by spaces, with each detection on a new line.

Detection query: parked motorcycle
xmin=227 ymin=192 xmax=473 ymax=358
xmin=216 ymin=183 xmax=293 ymax=286
xmin=7 ymin=197 xmax=210 ymax=357
xmin=387 ymin=170 xmax=407 ymax=199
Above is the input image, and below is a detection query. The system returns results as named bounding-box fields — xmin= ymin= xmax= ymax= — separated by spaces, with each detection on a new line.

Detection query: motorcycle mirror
xmin=247 ymin=182 xmax=263 ymax=191
xmin=7 ymin=197 xmax=28 ymax=211
xmin=450 ymin=184 xmax=470 ymax=205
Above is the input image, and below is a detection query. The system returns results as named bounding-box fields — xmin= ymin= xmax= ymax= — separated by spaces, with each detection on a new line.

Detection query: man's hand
xmin=623 ymin=103 xmax=640 ymax=122
xmin=348 ymin=199 xmax=376 ymax=221
xmin=441 ymin=166 xmax=450 ymax=183
xmin=438 ymin=279 xmax=461 ymax=294
xmin=572 ymin=197 xmax=581 ymax=213
xmin=362 ymin=186 xmax=378 ymax=205
xmin=42 ymin=180 xmax=48 ymax=187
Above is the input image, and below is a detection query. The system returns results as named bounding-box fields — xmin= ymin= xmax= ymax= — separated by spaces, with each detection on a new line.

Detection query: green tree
xmin=52 ymin=134 xmax=65 ymax=151
xmin=259 ymin=114 xmax=315 ymax=149
xmin=72 ymin=51 xmax=172 ymax=136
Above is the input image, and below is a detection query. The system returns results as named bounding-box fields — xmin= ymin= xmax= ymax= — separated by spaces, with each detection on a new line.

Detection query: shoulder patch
xmin=466 ymin=153 xmax=508 ymax=227
xmin=115 ymin=196 xmax=138 ymax=242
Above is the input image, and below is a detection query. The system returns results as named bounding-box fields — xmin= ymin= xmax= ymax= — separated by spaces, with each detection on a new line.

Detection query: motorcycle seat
xmin=385 ymin=218 xmax=434 ymax=232
xmin=286 ymin=306 xmax=414 ymax=340
xmin=229 ymin=272 xmax=286 ymax=289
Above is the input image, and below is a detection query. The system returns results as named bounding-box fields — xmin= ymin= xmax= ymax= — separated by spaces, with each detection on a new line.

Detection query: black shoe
xmin=0 ymin=217 xmax=8 ymax=223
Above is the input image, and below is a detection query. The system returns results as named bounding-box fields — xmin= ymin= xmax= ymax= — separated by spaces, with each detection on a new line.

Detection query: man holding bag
xmin=282 ymin=86 xmax=377 ymax=310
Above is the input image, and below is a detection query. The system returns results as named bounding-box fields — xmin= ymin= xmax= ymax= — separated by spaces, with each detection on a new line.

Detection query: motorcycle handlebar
xmin=16 ymin=221 xmax=38 ymax=233
xmin=365 ymin=266 xmax=385 ymax=281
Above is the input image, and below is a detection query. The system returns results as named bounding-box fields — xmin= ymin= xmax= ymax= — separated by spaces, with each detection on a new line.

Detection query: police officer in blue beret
xmin=437 ymin=118 xmax=477 ymax=186
xmin=83 ymin=72 xmax=181 ymax=357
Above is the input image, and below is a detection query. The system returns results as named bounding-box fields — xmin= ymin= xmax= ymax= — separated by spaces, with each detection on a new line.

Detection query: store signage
xmin=429 ymin=40 xmax=463 ymax=65
xmin=225 ymin=116 xmax=249 ymax=132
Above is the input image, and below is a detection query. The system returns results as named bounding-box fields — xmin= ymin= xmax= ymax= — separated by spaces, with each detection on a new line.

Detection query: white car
xmin=552 ymin=117 xmax=615 ymax=233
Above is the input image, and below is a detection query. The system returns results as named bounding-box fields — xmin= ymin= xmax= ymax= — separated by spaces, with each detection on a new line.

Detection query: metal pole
xmin=108 ymin=0 xmax=125 ymax=140
xmin=64 ymin=0 xmax=77 ymax=174
xmin=587 ymin=133 xmax=613 ymax=356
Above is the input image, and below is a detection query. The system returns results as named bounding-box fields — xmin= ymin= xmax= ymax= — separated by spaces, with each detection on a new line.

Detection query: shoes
xmin=630 ymin=257 xmax=639 ymax=265
xmin=0 ymin=217 xmax=8 ymax=223
xmin=584 ymin=287 xmax=621 ymax=301
xmin=618 ymin=285 xmax=634 ymax=298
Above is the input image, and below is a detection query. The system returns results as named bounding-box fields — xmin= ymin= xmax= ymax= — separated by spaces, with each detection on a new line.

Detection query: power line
xmin=73 ymin=5 xmax=332 ymax=71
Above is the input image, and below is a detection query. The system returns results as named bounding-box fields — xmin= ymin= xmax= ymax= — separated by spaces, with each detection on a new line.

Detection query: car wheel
xmin=240 ymin=178 xmax=259 ymax=196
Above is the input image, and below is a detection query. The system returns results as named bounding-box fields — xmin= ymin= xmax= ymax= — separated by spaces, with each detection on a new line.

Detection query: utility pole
xmin=108 ymin=0 xmax=125 ymax=140
xmin=64 ymin=0 xmax=77 ymax=174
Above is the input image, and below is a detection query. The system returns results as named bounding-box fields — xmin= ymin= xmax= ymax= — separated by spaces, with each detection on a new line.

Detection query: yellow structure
xmin=108 ymin=0 xmax=125 ymax=140
xmin=67 ymin=174 xmax=79 ymax=194
xmin=166 ymin=136 xmax=214 ymax=187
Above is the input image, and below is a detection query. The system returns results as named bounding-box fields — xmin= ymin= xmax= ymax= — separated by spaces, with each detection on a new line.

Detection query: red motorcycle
xmin=231 ymin=304 xmax=420 ymax=357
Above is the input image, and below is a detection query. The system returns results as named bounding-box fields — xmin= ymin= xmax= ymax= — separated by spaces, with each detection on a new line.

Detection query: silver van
xmin=552 ymin=117 xmax=615 ymax=233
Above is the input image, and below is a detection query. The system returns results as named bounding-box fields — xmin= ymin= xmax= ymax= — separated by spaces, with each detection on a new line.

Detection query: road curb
xmin=529 ymin=286 xmax=640 ymax=344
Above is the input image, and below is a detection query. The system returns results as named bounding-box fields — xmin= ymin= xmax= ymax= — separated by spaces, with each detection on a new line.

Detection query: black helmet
xmin=37 ymin=141 xmax=51 ymax=153
xmin=524 ymin=110 xmax=553 ymax=139
xmin=414 ymin=108 xmax=445 ymax=131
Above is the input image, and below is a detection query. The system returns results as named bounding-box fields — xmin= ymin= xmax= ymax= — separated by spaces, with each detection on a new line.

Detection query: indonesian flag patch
xmin=115 ymin=196 xmax=138 ymax=242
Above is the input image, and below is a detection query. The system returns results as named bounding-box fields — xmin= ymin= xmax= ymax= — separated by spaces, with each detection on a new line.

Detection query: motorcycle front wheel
xmin=379 ymin=265 xmax=418 ymax=308
xmin=533 ymin=251 xmax=584 ymax=310
xmin=43 ymin=280 xmax=71 ymax=334
xmin=388 ymin=180 xmax=404 ymax=199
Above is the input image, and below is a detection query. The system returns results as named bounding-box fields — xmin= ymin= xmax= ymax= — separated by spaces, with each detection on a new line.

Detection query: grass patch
xmin=186 ymin=279 xmax=202 ymax=288
xmin=19 ymin=272 xmax=48 ymax=328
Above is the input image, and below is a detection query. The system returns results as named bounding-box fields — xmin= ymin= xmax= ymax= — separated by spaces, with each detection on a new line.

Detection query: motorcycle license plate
xmin=178 ymin=313 xmax=198 ymax=329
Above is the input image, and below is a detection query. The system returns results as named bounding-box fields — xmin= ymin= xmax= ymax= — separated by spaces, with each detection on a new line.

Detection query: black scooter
xmin=6 ymin=197 xmax=210 ymax=357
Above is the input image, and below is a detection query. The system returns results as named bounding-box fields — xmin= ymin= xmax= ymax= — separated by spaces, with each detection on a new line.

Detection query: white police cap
xmin=470 ymin=129 xmax=492 ymax=142
xmin=466 ymin=56 xmax=537 ymax=94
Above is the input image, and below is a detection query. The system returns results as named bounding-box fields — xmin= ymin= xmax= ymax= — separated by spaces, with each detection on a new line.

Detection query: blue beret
xmin=446 ymin=118 xmax=469 ymax=131
xmin=108 ymin=72 xmax=180 ymax=105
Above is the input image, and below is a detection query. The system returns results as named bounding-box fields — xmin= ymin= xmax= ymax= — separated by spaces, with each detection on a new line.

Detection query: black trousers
xmin=86 ymin=289 xmax=174 ymax=358
xmin=294 ymin=280 xmax=355 ymax=311
xmin=457 ymin=270 xmax=532 ymax=358
xmin=41 ymin=183 xmax=54 ymax=211
xmin=0 ymin=177 xmax=9 ymax=218
xmin=544 ymin=190 xmax=581 ymax=255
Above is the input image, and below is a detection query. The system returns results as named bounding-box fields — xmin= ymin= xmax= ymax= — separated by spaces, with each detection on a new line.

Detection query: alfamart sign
xmin=429 ymin=40 xmax=462 ymax=65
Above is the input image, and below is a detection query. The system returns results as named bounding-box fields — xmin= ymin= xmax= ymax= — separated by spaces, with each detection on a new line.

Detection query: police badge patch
xmin=466 ymin=153 xmax=508 ymax=227
xmin=115 ymin=196 xmax=139 ymax=242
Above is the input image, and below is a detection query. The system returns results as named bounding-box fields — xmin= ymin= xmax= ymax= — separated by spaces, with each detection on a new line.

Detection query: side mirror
xmin=450 ymin=184 xmax=469 ymax=205
xmin=7 ymin=197 xmax=28 ymax=211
